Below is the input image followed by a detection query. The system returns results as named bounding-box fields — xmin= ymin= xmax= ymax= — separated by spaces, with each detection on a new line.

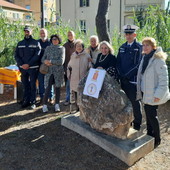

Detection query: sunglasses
xmin=52 ymin=38 xmax=58 ymax=41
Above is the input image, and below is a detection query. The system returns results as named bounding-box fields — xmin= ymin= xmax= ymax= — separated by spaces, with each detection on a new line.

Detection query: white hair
xmin=40 ymin=28 xmax=48 ymax=36
xmin=90 ymin=35 xmax=99 ymax=43
xmin=68 ymin=30 xmax=75 ymax=37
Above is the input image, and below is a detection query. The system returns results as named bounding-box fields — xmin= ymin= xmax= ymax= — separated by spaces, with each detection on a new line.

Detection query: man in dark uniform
xmin=117 ymin=25 xmax=142 ymax=130
xmin=15 ymin=26 xmax=41 ymax=109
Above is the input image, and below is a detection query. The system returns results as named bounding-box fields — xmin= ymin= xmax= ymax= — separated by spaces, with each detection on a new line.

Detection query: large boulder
xmin=78 ymin=73 xmax=133 ymax=139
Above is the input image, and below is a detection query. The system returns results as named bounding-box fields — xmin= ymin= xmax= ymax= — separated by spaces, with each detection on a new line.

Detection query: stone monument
xmin=61 ymin=72 xmax=154 ymax=166
xmin=78 ymin=73 xmax=133 ymax=139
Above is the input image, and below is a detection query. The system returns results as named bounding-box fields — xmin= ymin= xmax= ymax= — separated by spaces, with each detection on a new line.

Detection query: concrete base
xmin=61 ymin=113 xmax=154 ymax=166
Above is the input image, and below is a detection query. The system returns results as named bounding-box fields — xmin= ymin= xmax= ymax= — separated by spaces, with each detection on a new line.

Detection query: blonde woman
xmin=94 ymin=41 xmax=117 ymax=78
xmin=137 ymin=37 xmax=170 ymax=148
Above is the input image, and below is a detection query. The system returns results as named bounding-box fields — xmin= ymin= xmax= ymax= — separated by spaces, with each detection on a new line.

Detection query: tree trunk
xmin=95 ymin=0 xmax=110 ymax=43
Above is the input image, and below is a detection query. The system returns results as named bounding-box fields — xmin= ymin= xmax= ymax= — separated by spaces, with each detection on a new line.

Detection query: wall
xmin=56 ymin=0 xmax=166 ymax=34
xmin=14 ymin=0 xmax=56 ymax=25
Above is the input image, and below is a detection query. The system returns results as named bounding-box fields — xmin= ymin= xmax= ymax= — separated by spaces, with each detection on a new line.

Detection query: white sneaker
xmin=31 ymin=104 xmax=36 ymax=110
xmin=55 ymin=104 xmax=60 ymax=112
xmin=42 ymin=105 xmax=48 ymax=113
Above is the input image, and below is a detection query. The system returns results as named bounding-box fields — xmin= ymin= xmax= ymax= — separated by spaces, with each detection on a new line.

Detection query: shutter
xmin=86 ymin=0 xmax=89 ymax=7
xmin=80 ymin=0 xmax=83 ymax=7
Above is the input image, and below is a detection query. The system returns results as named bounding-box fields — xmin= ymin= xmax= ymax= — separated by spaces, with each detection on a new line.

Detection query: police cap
xmin=123 ymin=25 xmax=139 ymax=34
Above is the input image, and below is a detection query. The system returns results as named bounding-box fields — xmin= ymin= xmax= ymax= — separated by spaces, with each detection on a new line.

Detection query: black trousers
xmin=144 ymin=104 xmax=160 ymax=142
xmin=121 ymin=81 xmax=142 ymax=128
xmin=43 ymin=74 xmax=60 ymax=105
xmin=21 ymin=68 xmax=38 ymax=104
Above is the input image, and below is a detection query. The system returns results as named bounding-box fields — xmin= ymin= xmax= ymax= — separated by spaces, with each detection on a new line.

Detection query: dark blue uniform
xmin=15 ymin=36 xmax=41 ymax=105
xmin=117 ymin=39 xmax=143 ymax=130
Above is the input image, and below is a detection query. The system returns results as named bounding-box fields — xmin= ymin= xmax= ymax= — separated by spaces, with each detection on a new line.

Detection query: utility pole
xmin=40 ymin=0 xmax=44 ymax=28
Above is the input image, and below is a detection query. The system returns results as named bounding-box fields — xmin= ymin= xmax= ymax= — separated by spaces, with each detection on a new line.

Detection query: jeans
xmin=38 ymin=72 xmax=54 ymax=100
xmin=66 ymin=79 xmax=70 ymax=101
xmin=43 ymin=74 xmax=60 ymax=104
xmin=21 ymin=68 xmax=38 ymax=104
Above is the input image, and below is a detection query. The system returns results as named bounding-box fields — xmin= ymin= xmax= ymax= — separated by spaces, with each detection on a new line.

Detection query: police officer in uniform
xmin=15 ymin=26 xmax=41 ymax=109
xmin=117 ymin=25 xmax=142 ymax=130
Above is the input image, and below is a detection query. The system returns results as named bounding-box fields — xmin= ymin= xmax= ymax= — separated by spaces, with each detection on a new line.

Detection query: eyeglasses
xmin=52 ymin=38 xmax=58 ymax=41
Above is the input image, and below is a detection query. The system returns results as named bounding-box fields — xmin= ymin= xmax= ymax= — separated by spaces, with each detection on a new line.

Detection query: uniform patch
xmin=29 ymin=45 xmax=37 ymax=48
xmin=18 ymin=45 xmax=26 ymax=48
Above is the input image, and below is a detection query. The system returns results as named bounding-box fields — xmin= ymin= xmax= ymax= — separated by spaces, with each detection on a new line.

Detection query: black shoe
xmin=133 ymin=125 xmax=141 ymax=131
xmin=37 ymin=98 xmax=43 ymax=106
xmin=21 ymin=101 xmax=30 ymax=108
xmin=154 ymin=139 xmax=161 ymax=148
xmin=64 ymin=101 xmax=70 ymax=106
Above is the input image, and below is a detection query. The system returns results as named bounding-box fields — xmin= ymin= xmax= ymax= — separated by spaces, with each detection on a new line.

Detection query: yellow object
xmin=0 ymin=68 xmax=21 ymax=87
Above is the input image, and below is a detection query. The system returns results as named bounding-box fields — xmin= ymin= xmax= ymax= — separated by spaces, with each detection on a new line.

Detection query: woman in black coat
xmin=94 ymin=41 xmax=117 ymax=79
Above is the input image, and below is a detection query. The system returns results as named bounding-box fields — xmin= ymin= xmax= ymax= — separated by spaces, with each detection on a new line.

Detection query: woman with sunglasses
xmin=41 ymin=34 xmax=65 ymax=113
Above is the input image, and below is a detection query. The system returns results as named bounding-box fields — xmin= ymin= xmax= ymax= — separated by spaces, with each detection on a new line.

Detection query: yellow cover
xmin=0 ymin=68 xmax=21 ymax=87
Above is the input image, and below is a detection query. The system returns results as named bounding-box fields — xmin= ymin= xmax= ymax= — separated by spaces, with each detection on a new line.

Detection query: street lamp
xmin=40 ymin=0 xmax=44 ymax=28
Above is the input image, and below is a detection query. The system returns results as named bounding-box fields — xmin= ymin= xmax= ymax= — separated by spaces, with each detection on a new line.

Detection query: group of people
xmin=14 ymin=25 xmax=170 ymax=148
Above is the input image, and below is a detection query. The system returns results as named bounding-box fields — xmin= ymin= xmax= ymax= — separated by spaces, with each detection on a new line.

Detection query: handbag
xmin=39 ymin=63 xmax=49 ymax=74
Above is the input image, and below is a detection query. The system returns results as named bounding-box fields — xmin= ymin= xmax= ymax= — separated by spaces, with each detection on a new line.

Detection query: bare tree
xmin=96 ymin=0 xmax=110 ymax=43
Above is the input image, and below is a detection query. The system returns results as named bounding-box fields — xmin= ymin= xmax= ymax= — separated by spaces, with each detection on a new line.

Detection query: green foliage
xmin=111 ymin=27 xmax=125 ymax=55
xmin=0 ymin=4 xmax=169 ymax=69
xmin=133 ymin=4 xmax=170 ymax=84
xmin=133 ymin=5 xmax=170 ymax=52
xmin=0 ymin=15 xmax=90 ymax=67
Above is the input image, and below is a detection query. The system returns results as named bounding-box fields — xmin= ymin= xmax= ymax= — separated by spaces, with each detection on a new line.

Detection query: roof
xmin=0 ymin=0 xmax=32 ymax=12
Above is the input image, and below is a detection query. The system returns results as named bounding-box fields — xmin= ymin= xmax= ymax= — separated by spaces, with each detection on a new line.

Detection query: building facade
xmin=11 ymin=0 xmax=56 ymax=26
xmin=0 ymin=0 xmax=32 ymax=22
xmin=56 ymin=0 xmax=168 ymax=34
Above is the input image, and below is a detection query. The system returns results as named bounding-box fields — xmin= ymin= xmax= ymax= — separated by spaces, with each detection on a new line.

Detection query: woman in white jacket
xmin=137 ymin=37 xmax=170 ymax=148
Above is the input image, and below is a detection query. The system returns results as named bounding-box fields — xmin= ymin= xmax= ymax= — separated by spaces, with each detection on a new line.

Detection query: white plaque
xmin=83 ymin=68 xmax=106 ymax=98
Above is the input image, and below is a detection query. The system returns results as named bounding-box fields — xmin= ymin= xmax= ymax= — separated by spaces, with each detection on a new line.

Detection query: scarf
xmin=141 ymin=50 xmax=156 ymax=74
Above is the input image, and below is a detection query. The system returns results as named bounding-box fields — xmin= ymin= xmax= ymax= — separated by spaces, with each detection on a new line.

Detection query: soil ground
xmin=0 ymin=85 xmax=169 ymax=170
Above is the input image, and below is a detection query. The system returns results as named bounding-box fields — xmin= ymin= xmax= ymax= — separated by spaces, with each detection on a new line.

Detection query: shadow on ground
xmin=0 ymin=118 xmax=129 ymax=170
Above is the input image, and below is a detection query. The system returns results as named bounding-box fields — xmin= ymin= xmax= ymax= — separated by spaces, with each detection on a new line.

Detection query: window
xmin=6 ymin=0 xmax=14 ymax=2
xmin=25 ymin=5 xmax=30 ymax=10
xmin=80 ymin=0 xmax=89 ymax=7
xmin=13 ymin=13 xmax=19 ymax=19
xmin=25 ymin=15 xmax=31 ymax=20
xmin=107 ymin=19 xmax=110 ymax=32
xmin=109 ymin=0 xmax=111 ymax=6
xmin=80 ymin=20 xmax=86 ymax=33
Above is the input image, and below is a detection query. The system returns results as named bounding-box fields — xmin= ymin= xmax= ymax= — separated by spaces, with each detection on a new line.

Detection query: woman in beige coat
xmin=67 ymin=39 xmax=91 ymax=111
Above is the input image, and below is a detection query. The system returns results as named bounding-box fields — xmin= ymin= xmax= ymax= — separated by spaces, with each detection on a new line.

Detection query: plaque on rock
xmin=78 ymin=73 xmax=133 ymax=139
xmin=83 ymin=68 xmax=106 ymax=99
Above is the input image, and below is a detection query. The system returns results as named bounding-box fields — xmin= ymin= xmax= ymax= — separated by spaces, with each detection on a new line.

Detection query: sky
xmin=165 ymin=0 xmax=170 ymax=9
